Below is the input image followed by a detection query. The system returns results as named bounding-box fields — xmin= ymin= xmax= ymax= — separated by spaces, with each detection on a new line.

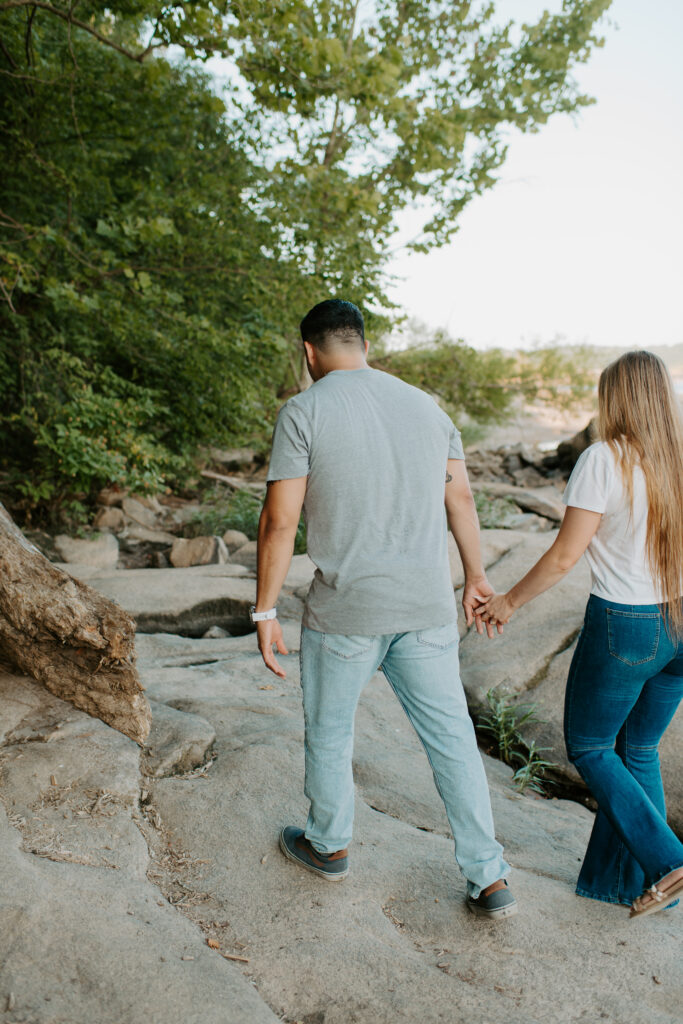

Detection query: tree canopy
xmin=0 ymin=1 xmax=611 ymax=515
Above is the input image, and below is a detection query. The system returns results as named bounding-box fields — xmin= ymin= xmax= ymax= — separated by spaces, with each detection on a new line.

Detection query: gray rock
xmin=231 ymin=539 xmax=258 ymax=569
xmin=170 ymin=535 xmax=229 ymax=568
xmin=557 ymin=418 xmax=599 ymax=471
xmin=121 ymin=495 xmax=159 ymax=529
xmin=222 ymin=528 xmax=250 ymax=552
xmin=93 ymin=506 xmax=126 ymax=532
xmin=144 ymin=699 xmax=216 ymax=777
xmin=61 ymin=563 xmax=257 ymax=637
xmin=54 ymin=532 xmax=119 ymax=569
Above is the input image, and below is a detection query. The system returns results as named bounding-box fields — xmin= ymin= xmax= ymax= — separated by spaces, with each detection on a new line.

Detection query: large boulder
xmin=557 ymin=418 xmax=599 ymax=472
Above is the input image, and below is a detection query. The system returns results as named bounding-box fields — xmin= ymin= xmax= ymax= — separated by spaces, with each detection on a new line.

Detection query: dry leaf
xmin=50 ymin=775 xmax=57 ymax=786
xmin=207 ymin=938 xmax=220 ymax=949
xmin=259 ymin=685 xmax=274 ymax=690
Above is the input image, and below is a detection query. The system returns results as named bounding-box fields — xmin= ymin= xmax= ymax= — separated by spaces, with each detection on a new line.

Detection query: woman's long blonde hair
xmin=598 ymin=350 xmax=683 ymax=637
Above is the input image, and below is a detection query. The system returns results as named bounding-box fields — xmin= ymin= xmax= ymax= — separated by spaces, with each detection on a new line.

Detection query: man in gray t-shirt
xmin=254 ymin=299 xmax=516 ymax=920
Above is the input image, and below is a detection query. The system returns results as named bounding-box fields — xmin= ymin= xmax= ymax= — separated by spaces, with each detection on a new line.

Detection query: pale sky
xmin=386 ymin=0 xmax=683 ymax=350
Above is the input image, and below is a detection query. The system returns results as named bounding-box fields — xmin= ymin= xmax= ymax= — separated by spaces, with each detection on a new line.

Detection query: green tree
xmin=0 ymin=8 xmax=292 ymax=513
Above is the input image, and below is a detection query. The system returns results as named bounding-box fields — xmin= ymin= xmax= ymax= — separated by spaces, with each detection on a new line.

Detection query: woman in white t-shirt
xmin=480 ymin=351 xmax=683 ymax=919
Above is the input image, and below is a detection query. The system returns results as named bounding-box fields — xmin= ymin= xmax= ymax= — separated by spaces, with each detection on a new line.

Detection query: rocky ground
xmin=1 ymin=435 xmax=682 ymax=1023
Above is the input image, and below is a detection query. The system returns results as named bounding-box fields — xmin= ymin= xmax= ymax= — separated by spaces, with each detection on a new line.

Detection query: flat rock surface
xmin=142 ymin=634 xmax=681 ymax=1024
xmin=57 ymin=564 xmax=263 ymax=637
xmin=0 ymin=671 xmax=279 ymax=1024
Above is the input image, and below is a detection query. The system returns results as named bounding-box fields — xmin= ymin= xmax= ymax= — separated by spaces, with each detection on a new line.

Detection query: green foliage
xmin=478 ymin=688 xmax=558 ymax=796
xmin=188 ymin=488 xmax=307 ymax=554
xmin=374 ymin=325 xmax=595 ymax=425
xmin=0 ymin=1 xmax=610 ymax=512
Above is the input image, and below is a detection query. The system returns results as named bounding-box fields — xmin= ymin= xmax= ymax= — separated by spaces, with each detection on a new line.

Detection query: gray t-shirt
xmin=267 ymin=367 xmax=464 ymax=634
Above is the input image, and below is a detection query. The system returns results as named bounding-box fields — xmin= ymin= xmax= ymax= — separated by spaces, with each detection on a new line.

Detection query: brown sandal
xmin=629 ymin=870 xmax=683 ymax=919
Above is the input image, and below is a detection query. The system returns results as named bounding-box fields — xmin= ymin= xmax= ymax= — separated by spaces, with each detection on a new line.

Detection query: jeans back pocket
xmin=606 ymin=608 xmax=661 ymax=666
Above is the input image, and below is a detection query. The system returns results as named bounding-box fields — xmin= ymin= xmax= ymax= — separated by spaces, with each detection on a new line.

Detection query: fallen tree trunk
xmin=0 ymin=504 xmax=151 ymax=744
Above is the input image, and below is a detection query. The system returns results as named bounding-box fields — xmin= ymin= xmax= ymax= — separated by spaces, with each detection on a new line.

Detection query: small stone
xmin=203 ymin=625 xmax=230 ymax=639
xmin=170 ymin=536 xmax=229 ymax=568
xmin=93 ymin=507 xmax=126 ymax=533
xmin=96 ymin=486 xmax=128 ymax=507
xmin=222 ymin=528 xmax=250 ymax=553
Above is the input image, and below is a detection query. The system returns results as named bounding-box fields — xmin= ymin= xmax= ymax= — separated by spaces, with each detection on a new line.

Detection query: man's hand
xmin=462 ymin=575 xmax=504 ymax=639
xmin=257 ymin=618 xmax=290 ymax=678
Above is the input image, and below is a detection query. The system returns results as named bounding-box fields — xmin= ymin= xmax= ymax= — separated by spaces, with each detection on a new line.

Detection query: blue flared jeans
xmin=564 ymin=595 xmax=683 ymax=905
xmin=299 ymin=623 xmax=509 ymax=898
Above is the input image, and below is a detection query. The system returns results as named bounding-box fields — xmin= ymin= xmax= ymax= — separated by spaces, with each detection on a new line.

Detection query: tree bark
xmin=0 ymin=504 xmax=151 ymax=744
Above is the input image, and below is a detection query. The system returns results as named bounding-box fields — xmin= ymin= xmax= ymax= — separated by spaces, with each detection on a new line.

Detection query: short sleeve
xmin=266 ymin=401 xmax=311 ymax=482
xmin=447 ymin=420 xmax=465 ymax=460
xmin=562 ymin=443 xmax=613 ymax=514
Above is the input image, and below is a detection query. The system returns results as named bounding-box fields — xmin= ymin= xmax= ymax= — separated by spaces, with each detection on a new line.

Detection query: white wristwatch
xmin=250 ymin=606 xmax=277 ymax=622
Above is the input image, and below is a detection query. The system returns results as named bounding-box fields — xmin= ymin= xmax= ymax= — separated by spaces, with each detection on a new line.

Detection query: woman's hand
xmin=478 ymin=592 xmax=515 ymax=626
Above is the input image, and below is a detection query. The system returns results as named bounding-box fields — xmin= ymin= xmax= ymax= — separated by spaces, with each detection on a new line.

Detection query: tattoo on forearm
xmin=446 ymin=472 xmax=453 ymax=483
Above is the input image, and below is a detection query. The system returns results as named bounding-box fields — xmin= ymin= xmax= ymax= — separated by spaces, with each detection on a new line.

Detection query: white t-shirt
xmin=562 ymin=441 xmax=662 ymax=605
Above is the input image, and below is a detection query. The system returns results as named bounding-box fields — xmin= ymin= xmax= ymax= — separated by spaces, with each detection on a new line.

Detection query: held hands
xmin=477 ymin=592 xmax=515 ymax=628
xmin=257 ymin=618 xmax=289 ymax=678
xmin=462 ymin=575 xmax=504 ymax=639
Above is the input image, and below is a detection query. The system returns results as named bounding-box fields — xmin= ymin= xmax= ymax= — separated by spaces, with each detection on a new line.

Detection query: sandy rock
xmin=447 ymin=529 xmax=519 ymax=590
xmin=144 ymin=699 xmax=216 ymax=778
xmin=125 ymin=522 xmax=177 ymax=546
xmin=222 ymin=528 xmax=250 ymax=552
xmin=93 ymin=506 xmax=126 ymax=532
xmin=144 ymin=637 xmax=681 ymax=1024
xmin=122 ymin=496 xmax=158 ymax=529
xmin=170 ymin=535 xmax=228 ymax=568
xmin=0 ymin=672 xmax=280 ymax=1024
xmin=511 ymin=464 xmax=548 ymax=488
xmin=473 ymin=482 xmax=565 ymax=522
xmin=231 ymin=540 xmax=258 ymax=569
xmin=131 ymin=493 xmax=165 ymax=515
xmin=61 ymin=563 xmax=260 ymax=637
xmin=53 ymin=532 xmax=119 ymax=568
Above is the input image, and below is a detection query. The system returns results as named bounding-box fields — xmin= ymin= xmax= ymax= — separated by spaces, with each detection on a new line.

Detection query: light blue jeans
xmin=300 ymin=622 xmax=510 ymax=897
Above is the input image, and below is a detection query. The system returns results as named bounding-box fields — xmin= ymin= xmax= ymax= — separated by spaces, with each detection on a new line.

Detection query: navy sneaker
xmin=467 ymin=879 xmax=517 ymax=920
xmin=279 ymin=826 xmax=349 ymax=881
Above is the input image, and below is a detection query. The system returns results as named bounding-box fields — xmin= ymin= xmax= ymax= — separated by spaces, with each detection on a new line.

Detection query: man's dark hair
xmin=299 ymin=299 xmax=365 ymax=350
